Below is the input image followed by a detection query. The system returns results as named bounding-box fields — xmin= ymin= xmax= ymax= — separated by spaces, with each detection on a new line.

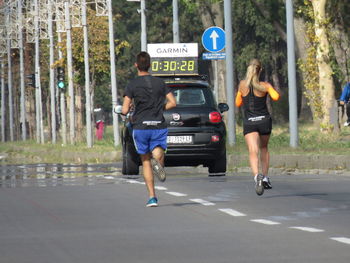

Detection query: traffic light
xmin=57 ymin=67 xmax=65 ymax=89
xmin=26 ymin=74 xmax=35 ymax=87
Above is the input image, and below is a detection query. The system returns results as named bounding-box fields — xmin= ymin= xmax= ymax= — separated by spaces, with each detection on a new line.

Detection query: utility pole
xmin=6 ymin=5 xmax=14 ymax=141
xmin=55 ymin=0 xmax=67 ymax=145
xmin=173 ymin=0 xmax=179 ymax=43
xmin=1 ymin=59 xmax=5 ymax=142
xmin=140 ymin=0 xmax=147 ymax=51
xmin=107 ymin=0 xmax=120 ymax=146
xmin=286 ymin=0 xmax=299 ymax=147
xmin=224 ymin=0 xmax=236 ymax=145
xmin=82 ymin=0 xmax=92 ymax=148
xmin=34 ymin=0 xmax=44 ymax=143
xmin=18 ymin=0 xmax=26 ymax=141
xmin=48 ymin=0 xmax=56 ymax=144
xmin=65 ymin=1 xmax=75 ymax=144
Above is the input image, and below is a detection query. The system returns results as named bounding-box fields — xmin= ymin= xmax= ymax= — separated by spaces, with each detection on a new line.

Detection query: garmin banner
xmin=147 ymin=43 xmax=198 ymax=58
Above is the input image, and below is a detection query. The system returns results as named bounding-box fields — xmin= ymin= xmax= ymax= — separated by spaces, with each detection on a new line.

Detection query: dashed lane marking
xmin=330 ymin=237 xmax=350 ymax=245
xmin=155 ymin=186 xmax=168 ymax=190
xmin=189 ymin=198 xmax=216 ymax=206
xmin=289 ymin=227 xmax=324 ymax=233
xmin=250 ymin=219 xmax=281 ymax=225
xmin=122 ymin=178 xmax=350 ymax=248
xmin=218 ymin=208 xmax=246 ymax=217
xmin=166 ymin=192 xmax=187 ymax=197
xmin=125 ymin=179 xmax=144 ymax=185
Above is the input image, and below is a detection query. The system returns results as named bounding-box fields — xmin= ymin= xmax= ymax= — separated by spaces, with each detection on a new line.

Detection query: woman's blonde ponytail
xmin=245 ymin=59 xmax=265 ymax=92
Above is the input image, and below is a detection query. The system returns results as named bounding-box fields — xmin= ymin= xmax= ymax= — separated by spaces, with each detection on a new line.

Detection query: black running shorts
xmin=243 ymin=117 xmax=272 ymax=136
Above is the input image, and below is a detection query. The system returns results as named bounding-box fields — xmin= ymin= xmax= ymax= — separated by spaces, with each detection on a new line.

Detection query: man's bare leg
xmin=140 ymin=153 xmax=156 ymax=198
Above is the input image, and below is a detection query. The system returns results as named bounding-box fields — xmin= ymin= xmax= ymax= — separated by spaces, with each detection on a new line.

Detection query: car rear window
xmin=171 ymin=88 xmax=206 ymax=106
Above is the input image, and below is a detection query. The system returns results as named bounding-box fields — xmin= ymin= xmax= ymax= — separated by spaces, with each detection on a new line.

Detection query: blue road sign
xmin=202 ymin=26 xmax=226 ymax=52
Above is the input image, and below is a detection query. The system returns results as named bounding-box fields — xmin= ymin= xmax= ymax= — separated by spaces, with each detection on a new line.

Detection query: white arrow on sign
xmin=210 ymin=30 xmax=219 ymax=50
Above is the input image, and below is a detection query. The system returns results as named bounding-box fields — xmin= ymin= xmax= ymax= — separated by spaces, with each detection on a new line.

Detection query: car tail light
xmin=211 ymin=135 xmax=220 ymax=142
xmin=209 ymin=111 xmax=222 ymax=123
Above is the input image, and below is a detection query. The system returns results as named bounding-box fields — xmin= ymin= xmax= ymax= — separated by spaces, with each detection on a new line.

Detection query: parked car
xmin=118 ymin=75 xmax=229 ymax=176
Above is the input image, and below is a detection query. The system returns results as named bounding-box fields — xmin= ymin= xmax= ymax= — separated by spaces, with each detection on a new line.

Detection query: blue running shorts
xmin=132 ymin=128 xmax=168 ymax=155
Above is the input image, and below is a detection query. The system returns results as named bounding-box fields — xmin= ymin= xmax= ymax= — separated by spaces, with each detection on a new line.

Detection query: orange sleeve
xmin=235 ymin=91 xmax=243 ymax=107
xmin=262 ymin=82 xmax=280 ymax=101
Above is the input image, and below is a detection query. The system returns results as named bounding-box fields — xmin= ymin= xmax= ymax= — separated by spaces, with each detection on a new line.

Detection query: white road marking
xmin=166 ymin=192 xmax=187 ymax=197
xmin=126 ymin=179 xmax=144 ymax=185
xmin=289 ymin=227 xmax=324 ymax=233
xmin=330 ymin=237 xmax=350 ymax=245
xmin=218 ymin=208 xmax=246 ymax=217
xmin=155 ymin=186 xmax=167 ymax=190
xmin=189 ymin=198 xmax=215 ymax=206
xmin=250 ymin=219 xmax=281 ymax=225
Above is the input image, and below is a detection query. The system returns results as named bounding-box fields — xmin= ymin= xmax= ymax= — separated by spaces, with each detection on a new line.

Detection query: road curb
xmin=228 ymin=154 xmax=350 ymax=175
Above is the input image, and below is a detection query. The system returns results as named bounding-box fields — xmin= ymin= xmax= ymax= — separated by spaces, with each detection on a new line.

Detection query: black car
xmin=120 ymin=75 xmax=229 ymax=176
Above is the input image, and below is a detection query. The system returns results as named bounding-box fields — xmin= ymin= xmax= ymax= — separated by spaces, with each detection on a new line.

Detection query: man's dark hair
xmin=136 ymin=52 xmax=151 ymax=72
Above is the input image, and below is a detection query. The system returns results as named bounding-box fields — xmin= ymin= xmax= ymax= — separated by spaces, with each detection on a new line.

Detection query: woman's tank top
xmin=242 ymin=85 xmax=270 ymax=124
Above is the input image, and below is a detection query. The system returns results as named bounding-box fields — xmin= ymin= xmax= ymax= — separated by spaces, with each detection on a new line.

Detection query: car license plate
xmin=167 ymin=135 xmax=193 ymax=144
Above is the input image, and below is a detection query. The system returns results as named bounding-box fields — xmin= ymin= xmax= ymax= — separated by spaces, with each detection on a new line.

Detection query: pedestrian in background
xmin=339 ymin=82 xmax=350 ymax=127
xmin=94 ymin=106 xmax=105 ymax=140
xmin=235 ymin=59 xmax=280 ymax=196
xmin=121 ymin=51 xmax=176 ymax=207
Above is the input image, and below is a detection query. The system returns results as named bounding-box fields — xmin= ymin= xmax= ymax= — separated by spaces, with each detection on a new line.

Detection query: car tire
xmin=122 ymin=141 xmax=140 ymax=175
xmin=208 ymin=150 xmax=226 ymax=176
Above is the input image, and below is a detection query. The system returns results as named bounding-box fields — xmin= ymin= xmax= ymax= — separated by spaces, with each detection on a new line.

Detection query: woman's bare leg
xmin=244 ymin=132 xmax=260 ymax=176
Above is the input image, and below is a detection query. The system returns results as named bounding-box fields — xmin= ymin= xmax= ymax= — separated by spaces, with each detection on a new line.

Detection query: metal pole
xmin=34 ymin=0 xmax=44 ymax=144
xmin=82 ymin=0 xmax=92 ymax=148
xmin=65 ymin=1 xmax=75 ymax=144
xmin=1 ymin=60 xmax=5 ymax=142
xmin=107 ymin=0 xmax=120 ymax=146
xmin=173 ymin=0 xmax=179 ymax=43
xmin=6 ymin=8 xmax=13 ymax=141
xmin=214 ymin=60 xmax=219 ymax=103
xmin=140 ymin=0 xmax=147 ymax=51
xmin=286 ymin=0 xmax=298 ymax=147
xmin=48 ymin=0 xmax=56 ymax=143
xmin=18 ymin=0 xmax=26 ymax=141
xmin=58 ymin=32 xmax=67 ymax=145
xmin=224 ymin=0 xmax=236 ymax=145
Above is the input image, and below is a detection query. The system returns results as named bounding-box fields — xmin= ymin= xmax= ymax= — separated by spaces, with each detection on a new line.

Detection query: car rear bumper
xmin=165 ymin=142 xmax=225 ymax=165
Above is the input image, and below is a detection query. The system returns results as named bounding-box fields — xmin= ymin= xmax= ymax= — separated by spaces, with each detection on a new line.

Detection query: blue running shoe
xmin=146 ymin=197 xmax=158 ymax=207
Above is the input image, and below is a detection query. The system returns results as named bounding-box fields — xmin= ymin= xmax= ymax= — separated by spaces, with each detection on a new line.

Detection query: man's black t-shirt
xmin=124 ymin=75 xmax=171 ymax=130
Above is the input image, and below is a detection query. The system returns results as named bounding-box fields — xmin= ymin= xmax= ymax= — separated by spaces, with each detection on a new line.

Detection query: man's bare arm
xmin=165 ymin=92 xmax=176 ymax=110
xmin=122 ymin=96 xmax=132 ymax=115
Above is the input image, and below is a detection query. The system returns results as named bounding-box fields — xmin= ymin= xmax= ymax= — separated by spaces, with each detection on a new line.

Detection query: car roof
xmin=160 ymin=75 xmax=211 ymax=88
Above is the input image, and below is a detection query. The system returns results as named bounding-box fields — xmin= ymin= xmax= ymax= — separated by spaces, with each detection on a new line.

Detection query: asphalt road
xmin=0 ymin=165 xmax=350 ymax=263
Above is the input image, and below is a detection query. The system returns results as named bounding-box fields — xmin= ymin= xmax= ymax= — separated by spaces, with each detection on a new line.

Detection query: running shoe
xmin=344 ymin=121 xmax=350 ymax=127
xmin=254 ymin=174 xmax=264 ymax=196
xmin=146 ymin=197 xmax=158 ymax=207
xmin=263 ymin=176 xmax=272 ymax=189
xmin=151 ymin=158 xmax=166 ymax=182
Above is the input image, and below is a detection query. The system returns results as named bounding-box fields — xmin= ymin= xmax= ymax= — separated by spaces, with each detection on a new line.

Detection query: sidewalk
xmin=1 ymin=151 xmax=350 ymax=175
xmin=229 ymin=154 xmax=350 ymax=176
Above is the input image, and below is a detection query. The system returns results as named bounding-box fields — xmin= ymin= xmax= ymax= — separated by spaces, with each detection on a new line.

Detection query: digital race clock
xmin=147 ymin=43 xmax=198 ymax=76
xmin=150 ymin=57 xmax=198 ymax=76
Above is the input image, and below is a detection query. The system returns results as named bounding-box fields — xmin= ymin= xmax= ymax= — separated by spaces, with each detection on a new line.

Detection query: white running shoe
xmin=254 ymin=174 xmax=264 ymax=196
xmin=263 ymin=176 xmax=272 ymax=189
xmin=151 ymin=158 xmax=166 ymax=182
xmin=344 ymin=121 xmax=350 ymax=127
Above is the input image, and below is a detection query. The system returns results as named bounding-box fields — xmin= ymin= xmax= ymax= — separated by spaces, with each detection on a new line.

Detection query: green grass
xmin=228 ymin=123 xmax=350 ymax=155
xmin=2 ymin=123 xmax=350 ymax=165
